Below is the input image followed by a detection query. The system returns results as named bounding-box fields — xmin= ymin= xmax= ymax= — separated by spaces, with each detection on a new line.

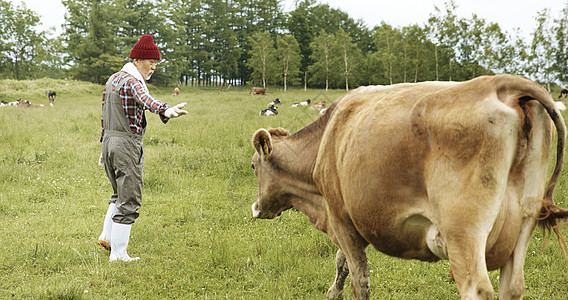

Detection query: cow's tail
xmin=492 ymin=74 xmax=568 ymax=258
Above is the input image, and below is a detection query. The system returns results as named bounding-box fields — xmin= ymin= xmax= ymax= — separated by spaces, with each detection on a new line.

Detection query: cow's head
xmin=251 ymin=128 xmax=292 ymax=219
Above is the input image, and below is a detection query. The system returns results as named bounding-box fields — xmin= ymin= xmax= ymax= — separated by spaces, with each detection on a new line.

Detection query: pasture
xmin=0 ymin=78 xmax=567 ymax=299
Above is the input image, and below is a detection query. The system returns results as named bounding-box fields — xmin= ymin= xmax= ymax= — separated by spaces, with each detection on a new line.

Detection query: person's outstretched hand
xmin=164 ymin=103 xmax=188 ymax=118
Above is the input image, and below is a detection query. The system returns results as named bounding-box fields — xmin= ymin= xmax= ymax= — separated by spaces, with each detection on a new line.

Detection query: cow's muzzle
xmin=251 ymin=202 xmax=281 ymax=219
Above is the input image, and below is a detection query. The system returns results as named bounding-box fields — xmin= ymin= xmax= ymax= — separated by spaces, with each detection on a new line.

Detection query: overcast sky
xmin=11 ymin=0 xmax=568 ymax=40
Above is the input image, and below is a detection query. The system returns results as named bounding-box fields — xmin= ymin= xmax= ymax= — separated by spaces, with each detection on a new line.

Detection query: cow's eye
xmin=251 ymin=163 xmax=255 ymax=170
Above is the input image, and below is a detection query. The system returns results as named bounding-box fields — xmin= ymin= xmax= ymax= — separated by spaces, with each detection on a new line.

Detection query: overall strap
xmin=103 ymin=76 xmax=138 ymax=136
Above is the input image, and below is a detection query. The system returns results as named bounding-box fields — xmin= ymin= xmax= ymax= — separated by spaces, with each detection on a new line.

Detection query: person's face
xmin=133 ymin=59 xmax=158 ymax=80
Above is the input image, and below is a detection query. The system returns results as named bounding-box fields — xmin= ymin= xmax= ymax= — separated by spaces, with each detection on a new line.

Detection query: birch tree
xmin=247 ymin=31 xmax=277 ymax=88
xmin=309 ymin=30 xmax=335 ymax=91
xmin=530 ymin=9 xmax=555 ymax=90
xmin=333 ymin=28 xmax=361 ymax=91
xmin=276 ymin=34 xmax=301 ymax=91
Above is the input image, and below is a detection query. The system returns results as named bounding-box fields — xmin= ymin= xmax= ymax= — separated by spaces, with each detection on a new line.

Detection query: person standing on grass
xmin=97 ymin=34 xmax=188 ymax=262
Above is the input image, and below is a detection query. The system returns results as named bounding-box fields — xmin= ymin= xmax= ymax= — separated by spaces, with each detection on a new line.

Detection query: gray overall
xmin=102 ymin=77 xmax=145 ymax=224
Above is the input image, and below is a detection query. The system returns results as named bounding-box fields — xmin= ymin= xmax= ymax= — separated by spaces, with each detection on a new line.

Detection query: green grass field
xmin=1 ymin=79 xmax=567 ymax=299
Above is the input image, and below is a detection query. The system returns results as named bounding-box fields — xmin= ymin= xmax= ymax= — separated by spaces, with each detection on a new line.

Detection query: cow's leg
xmin=430 ymin=185 xmax=499 ymax=299
xmin=498 ymin=218 xmax=537 ymax=300
xmin=345 ymin=245 xmax=369 ymax=300
xmin=328 ymin=219 xmax=370 ymax=299
xmin=435 ymin=186 xmax=501 ymax=299
xmin=327 ymin=249 xmax=349 ymax=300
xmin=445 ymin=232 xmax=494 ymax=300
xmin=438 ymin=190 xmax=498 ymax=300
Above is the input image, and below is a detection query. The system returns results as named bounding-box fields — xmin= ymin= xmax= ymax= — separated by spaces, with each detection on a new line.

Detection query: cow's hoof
xmin=326 ymin=286 xmax=344 ymax=300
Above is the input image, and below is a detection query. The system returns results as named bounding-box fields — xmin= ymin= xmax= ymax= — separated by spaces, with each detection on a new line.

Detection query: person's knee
xmin=112 ymin=213 xmax=138 ymax=224
xmin=112 ymin=206 xmax=139 ymax=224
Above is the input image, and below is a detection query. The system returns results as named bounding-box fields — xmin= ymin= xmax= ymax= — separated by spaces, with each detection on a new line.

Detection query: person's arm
xmin=130 ymin=80 xmax=172 ymax=123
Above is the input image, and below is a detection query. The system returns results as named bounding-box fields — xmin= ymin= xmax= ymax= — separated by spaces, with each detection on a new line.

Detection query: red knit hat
xmin=129 ymin=34 xmax=161 ymax=60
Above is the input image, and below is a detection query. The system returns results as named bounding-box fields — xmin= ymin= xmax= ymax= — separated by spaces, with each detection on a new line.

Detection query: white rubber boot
xmin=97 ymin=203 xmax=118 ymax=251
xmin=109 ymin=223 xmax=140 ymax=262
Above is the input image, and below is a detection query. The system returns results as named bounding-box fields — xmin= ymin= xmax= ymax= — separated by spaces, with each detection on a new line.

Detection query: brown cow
xmin=251 ymin=87 xmax=266 ymax=95
xmin=310 ymin=100 xmax=326 ymax=111
xmin=250 ymin=75 xmax=568 ymax=299
xmin=172 ymin=87 xmax=180 ymax=96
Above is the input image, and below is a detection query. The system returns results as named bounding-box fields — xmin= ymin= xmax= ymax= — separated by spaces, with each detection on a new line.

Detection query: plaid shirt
xmin=100 ymin=71 xmax=170 ymax=142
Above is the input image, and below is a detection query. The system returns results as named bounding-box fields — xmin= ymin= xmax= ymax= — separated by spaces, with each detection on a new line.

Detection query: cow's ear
xmin=252 ymin=129 xmax=273 ymax=157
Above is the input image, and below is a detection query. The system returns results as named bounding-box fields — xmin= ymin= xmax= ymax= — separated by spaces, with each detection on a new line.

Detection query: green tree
xmin=288 ymin=0 xmax=371 ymax=89
xmin=357 ymin=50 xmax=384 ymax=85
xmin=493 ymin=28 xmax=529 ymax=76
xmin=457 ymin=15 xmax=484 ymax=78
xmin=276 ymin=34 xmax=301 ymax=91
xmin=426 ymin=1 xmax=460 ymax=81
xmin=332 ymin=28 xmax=361 ymax=91
xmin=530 ymin=9 xmax=555 ymax=91
xmin=309 ymin=30 xmax=337 ymax=90
xmin=0 ymin=0 xmax=15 ymax=78
xmin=373 ymin=23 xmax=402 ymax=85
xmin=219 ymin=1 xmax=242 ymax=87
xmin=479 ymin=22 xmax=508 ymax=75
xmin=553 ymin=5 xmax=568 ymax=86
xmin=0 ymin=0 xmax=46 ymax=79
xmin=159 ymin=0 xmax=187 ymax=86
xmin=167 ymin=0 xmax=206 ymax=86
xmin=426 ymin=6 xmax=443 ymax=81
xmin=63 ymin=0 xmax=122 ymax=83
xmin=204 ymin=0 xmax=242 ymax=87
xmin=247 ymin=31 xmax=277 ymax=88
xmin=402 ymin=25 xmax=434 ymax=83
xmin=287 ymin=0 xmax=317 ymax=89
xmin=236 ymin=0 xmax=285 ymax=86
xmin=37 ymin=36 xmax=68 ymax=79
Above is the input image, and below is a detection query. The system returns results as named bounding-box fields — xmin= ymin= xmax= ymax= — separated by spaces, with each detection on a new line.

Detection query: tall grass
xmin=0 ymin=80 xmax=567 ymax=299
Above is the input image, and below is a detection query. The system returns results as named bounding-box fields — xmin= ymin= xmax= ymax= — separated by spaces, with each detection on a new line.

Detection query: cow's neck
xmin=273 ymin=113 xmax=331 ymax=233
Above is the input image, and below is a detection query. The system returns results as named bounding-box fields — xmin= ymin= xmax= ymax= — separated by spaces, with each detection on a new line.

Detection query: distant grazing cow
xmin=260 ymin=105 xmax=278 ymax=116
xmin=267 ymin=98 xmax=280 ymax=107
xmin=310 ymin=100 xmax=326 ymax=111
xmin=48 ymin=91 xmax=56 ymax=103
xmin=291 ymin=99 xmax=310 ymax=107
xmin=250 ymin=74 xmax=568 ymax=299
xmin=559 ymin=88 xmax=568 ymax=99
xmin=16 ymin=99 xmax=31 ymax=107
xmin=16 ymin=99 xmax=51 ymax=108
xmin=251 ymin=87 xmax=266 ymax=95
xmin=172 ymin=87 xmax=180 ymax=96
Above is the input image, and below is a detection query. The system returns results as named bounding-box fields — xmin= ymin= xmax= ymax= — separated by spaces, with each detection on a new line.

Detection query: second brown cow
xmin=251 ymin=87 xmax=266 ymax=95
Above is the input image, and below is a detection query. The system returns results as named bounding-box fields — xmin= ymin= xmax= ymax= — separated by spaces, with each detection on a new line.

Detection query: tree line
xmin=1 ymin=0 xmax=567 ymax=91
